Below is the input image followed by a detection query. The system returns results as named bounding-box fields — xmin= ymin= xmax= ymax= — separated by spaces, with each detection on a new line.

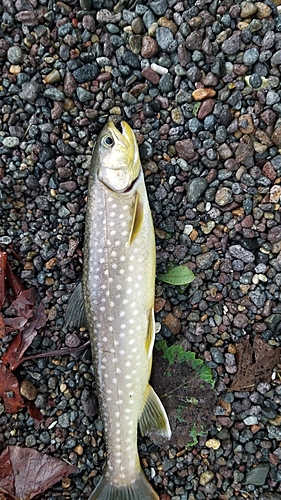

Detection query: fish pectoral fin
xmin=146 ymin=308 xmax=155 ymax=359
xmin=64 ymin=282 xmax=87 ymax=329
xmin=139 ymin=384 xmax=171 ymax=439
xmin=128 ymin=190 xmax=143 ymax=246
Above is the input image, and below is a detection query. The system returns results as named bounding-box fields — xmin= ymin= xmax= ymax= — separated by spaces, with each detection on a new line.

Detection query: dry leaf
xmin=229 ymin=335 xmax=281 ymax=391
xmin=0 ymin=446 xmax=76 ymax=500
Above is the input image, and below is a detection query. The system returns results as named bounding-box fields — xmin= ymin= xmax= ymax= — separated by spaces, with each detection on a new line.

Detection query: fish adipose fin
xmin=89 ymin=469 xmax=159 ymax=500
xmin=64 ymin=282 xmax=87 ymax=329
xmin=128 ymin=191 xmax=143 ymax=246
xmin=139 ymin=384 xmax=171 ymax=439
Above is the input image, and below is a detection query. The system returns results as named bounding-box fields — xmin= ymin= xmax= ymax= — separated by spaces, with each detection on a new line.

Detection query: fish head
xmin=94 ymin=120 xmax=141 ymax=193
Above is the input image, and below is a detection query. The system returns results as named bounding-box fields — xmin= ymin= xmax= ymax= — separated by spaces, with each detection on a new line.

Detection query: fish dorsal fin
xmin=146 ymin=308 xmax=155 ymax=359
xmin=128 ymin=190 xmax=143 ymax=246
xmin=64 ymin=282 xmax=87 ymax=329
xmin=139 ymin=384 xmax=171 ymax=439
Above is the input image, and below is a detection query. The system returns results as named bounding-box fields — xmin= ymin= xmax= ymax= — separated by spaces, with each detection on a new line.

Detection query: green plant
xmin=157 ymin=265 xmax=195 ymax=286
xmin=155 ymin=341 xmax=215 ymax=388
xmin=187 ymin=422 xmax=206 ymax=447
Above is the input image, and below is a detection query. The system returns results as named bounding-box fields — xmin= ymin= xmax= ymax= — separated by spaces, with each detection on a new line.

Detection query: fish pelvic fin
xmin=128 ymin=191 xmax=143 ymax=247
xmin=64 ymin=282 xmax=87 ymax=329
xmin=139 ymin=384 xmax=171 ymax=440
xmin=89 ymin=469 xmax=159 ymax=500
xmin=145 ymin=308 xmax=155 ymax=359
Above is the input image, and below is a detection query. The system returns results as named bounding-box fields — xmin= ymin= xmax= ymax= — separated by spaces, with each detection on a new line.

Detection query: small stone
xmin=7 ymin=45 xmax=23 ymax=64
xmin=158 ymin=73 xmax=174 ymax=93
xmin=199 ymin=470 xmax=215 ymax=486
xmin=240 ymin=1 xmax=258 ymax=18
xmin=19 ymin=81 xmax=40 ymax=103
xmin=3 ymin=136 xmax=20 ymax=148
xmin=150 ymin=0 xmax=168 ymax=16
xmin=245 ymin=463 xmax=269 ymax=486
xmin=205 ymin=438 xmax=220 ymax=450
xmin=270 ymin=185 xmax=281 ymax=203
xmin=44 ymin=88 xmax=65 ymax=101
xmin=196 ymin=252 xmax=215 ymax=270
xmin=192 ymin=88 xmax=216 ymax=101
xmin=155 ymin=27 xmax=176 ymax=52
xmin=215 ymin=187 xmax=233 ymax=206
xmin=20 ymin=380 xmax=37 ymax=400
xmin=141 ymin=67 xmax=160 ymax=85
xmin=197 ymin=99 xmax=215 ymax=120
xmin=76 ymin=87 xmax=92 ymax=102
xmin=44 ymin=69 xmax=61 ymax=84
xmin=141 ymin=36 xmax=159 ymax=58
xmin=150 ymin=62 xmax=168 ymax=75
xmin=162 ymin=313 xmax=181 ymax=334
xmin=243 ymin=48 xmax=259 ymax=66
xmin=256 ymin=2 xmax=272 ymax=18
xmin=221 ymin=32 xmax=241 ymax=55
xmin=73 ymin=63 xmax=99 ymax=83
xmin=175 ymin=139 xmax=197 ymax=161
xmin=238 ymin=114 xmax=255 ymax=134
xmin=272 ymin=126 xmax=281 ymax=148
xmin=229 ymin=245 xmax=255 ymax=263
xmin=271 ymin=50 xmax=281 ymax=65
xmin=233 ymin=313 xmax=249 ymax=328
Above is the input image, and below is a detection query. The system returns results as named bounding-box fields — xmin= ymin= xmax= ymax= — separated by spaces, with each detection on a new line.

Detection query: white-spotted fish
xmin=65 ymin=120 xmax=171 ymax=500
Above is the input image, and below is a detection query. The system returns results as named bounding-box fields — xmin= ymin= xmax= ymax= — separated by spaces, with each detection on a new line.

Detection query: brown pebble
xmin=20 ymin=380 xmax=37 ymax=400
xmin=154 ymin=297 xmax=166 ymax=313
xmin=175 ymin=138 xmax=198 ymax=161
xmin=51 ymin=101 xmax=64 ymax=120
xmin=262 ymin=161 xmax=277 ymax=181
xmin=141 ymin=67 xmax=160 ymax=85
xmin=192 ymin=88 xmax=216 ymax=101
xmin=64 ymin=71 xmax=77 ymax=98
xmin=141 ymin=35 xmax=158 ymax=58
xmin=272 ymin=125 xmax=281 ymax=148
xmin=238 ymin=113 xmax=255 ymax=134
xmin=162 ymin=313 xmax=181 ymax=334
xmin=197 ymin=98 xmax=215 ymax=119
xmin=158 ymin=17 xmax=178 ymax=35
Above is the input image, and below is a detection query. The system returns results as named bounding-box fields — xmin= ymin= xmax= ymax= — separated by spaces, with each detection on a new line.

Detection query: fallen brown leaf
xmin=0 ymin=446 xmax=76 ymax=500
xmin=229 ymin=335 xmax=281 ymax=391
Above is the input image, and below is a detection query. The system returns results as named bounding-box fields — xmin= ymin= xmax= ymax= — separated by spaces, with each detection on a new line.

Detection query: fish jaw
xmin=96 ymin=120 xmax=141 ymax=193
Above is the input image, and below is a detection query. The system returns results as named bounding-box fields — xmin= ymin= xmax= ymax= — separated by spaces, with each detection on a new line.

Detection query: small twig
xmin=0 ymin=486 xmax=20 ymax=500
xmin=17 ymin=341 xmax=91 ymax=366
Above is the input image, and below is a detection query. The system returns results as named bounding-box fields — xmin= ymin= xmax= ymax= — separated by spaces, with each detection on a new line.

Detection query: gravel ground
xmin=1 ymin=0 xmax=281 ymax=498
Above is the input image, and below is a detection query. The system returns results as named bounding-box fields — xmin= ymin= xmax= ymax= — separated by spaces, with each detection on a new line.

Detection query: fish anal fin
xmin=146 ymin=308 xmax=155 ymax=359
xmin=89 ymin=469 xmax=159 ymax=500
xmin=139 ymin=384 xmax=171 ymax=439
xmin=64 ymin=282 xmax=87 ymax=329
xmin=128 ymin=191 xmax=143 ymax=246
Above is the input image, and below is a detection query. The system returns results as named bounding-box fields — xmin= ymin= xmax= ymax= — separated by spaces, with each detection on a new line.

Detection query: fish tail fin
xmin=89 ymin=469 xmax=159 ymax=500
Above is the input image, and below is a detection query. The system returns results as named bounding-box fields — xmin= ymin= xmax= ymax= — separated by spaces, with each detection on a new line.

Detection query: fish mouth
xmin=107 ymin=120 xmax=141 ymax=193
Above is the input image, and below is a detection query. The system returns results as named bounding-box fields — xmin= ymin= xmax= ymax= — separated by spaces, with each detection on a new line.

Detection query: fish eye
xmin=102 ymin=135 xmax=114 ymax=148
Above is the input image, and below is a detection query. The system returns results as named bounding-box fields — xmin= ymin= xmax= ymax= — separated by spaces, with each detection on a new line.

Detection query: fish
xmin=65 ymin=120 xmax=171 ymax=500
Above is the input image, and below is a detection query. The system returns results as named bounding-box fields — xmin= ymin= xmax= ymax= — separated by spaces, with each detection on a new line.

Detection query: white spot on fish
xmin=102 ymin=336 xmax=107 ymax=342
xmin=126 ymin=383 xmax=132 ymax=388
xmin=125 ymin=361 xmax=131 ymax=367
xmin=119 ymin=333 xmax=125 ymax=338
xmin=123 ymin=298 xmax=129 ymax=304
xmin=120 ymin=256 xmax=125 ymax=262
xmin=112 ymin=378 xmax=117 ymax=384
xmin=125 ymin=374 xmax=131 ymax=380
xmin=115 ymin=411 xmax=120 ymax=417
xmin=116 ymin=367 xmax=122 ymax=374
xmin=118 ymin=389 xmax=123 ymax=395
xmin=116 ymin=284 xmax=122 ymax=290
xmin=127 ymin=277 xmax=132 ymax=282
xmin=106 ymin=389 xmax=112 ymax=394
xmin=119 ymin=214 xmax=124 ymax=219
xmin=106 ymin=397 xmax=112 ymax=402
xmin=119 ymin=269 xmax=124 ymax=274
xmin=119 ymin=349 xmax=125 ymax=355
xmin=110 ymin=300 xmax=115 ymax=307
xmin=104 ymin=269 xmax=109 ymax=276
xmin=110 ymin=230 xmax=116 ymax=236
xmin=112 ymin=263 xmax=117 ymax=269
xmin=112 ymin=250 xmax=117 ymax=257
xmin=115 ymin=240 xmax=121 ymax=246
xmin=133 ymin=310 xmax=138 ymax=316
xmin=110 ymin=212 xmax=115 ymax=217
xmin=120 ymin=324 xmax=126 ymax=329
xmin=116 ymin=399 xmax=123 ymax=405
xmin=120 ymin=311 xmax=125 ymax=317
